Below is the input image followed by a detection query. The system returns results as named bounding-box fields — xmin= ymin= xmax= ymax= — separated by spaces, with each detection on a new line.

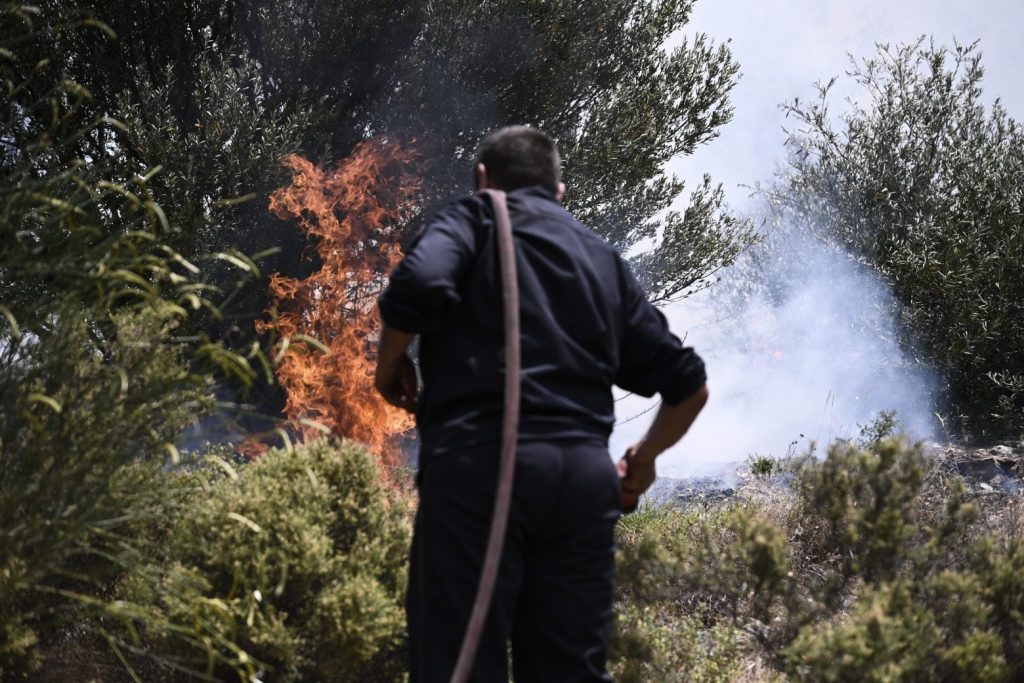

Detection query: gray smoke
xmin=609 ymin=230 xmax=939 ymax=477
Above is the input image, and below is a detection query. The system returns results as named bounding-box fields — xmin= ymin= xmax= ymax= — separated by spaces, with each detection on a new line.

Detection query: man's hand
xmin=375 ymin=323 xmax=418 ymax=412
xmin=375 ymin=352 xmax=418 ymax=412
xmin=615 ymin=384 xmax=709 ymax=513
xmin=617 ymin=444 xmax=656 ymax=512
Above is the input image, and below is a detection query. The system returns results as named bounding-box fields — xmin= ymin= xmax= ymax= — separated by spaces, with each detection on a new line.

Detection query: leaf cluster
xmin=0 ymin=7 xmax=274 ymax=676
xmin=613 ymin=433 xmax=1024 ymax=681
xmin=611 ymin=503 xmax=752 ymax=682
xmin=115 ymin=439 xmax=411 ymax=683
xmin=13 ymin=0 xmax=753 ymax=317
xmin=768 ymin=39 xmax=1024 ymax=436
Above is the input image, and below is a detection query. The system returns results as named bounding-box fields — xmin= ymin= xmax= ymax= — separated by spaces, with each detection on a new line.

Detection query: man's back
xmin=380 ymin=185 xmax=705 ymax=458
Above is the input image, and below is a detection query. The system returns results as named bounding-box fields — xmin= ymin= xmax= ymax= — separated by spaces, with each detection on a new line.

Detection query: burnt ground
xmin=643 ymin=439 xmax=1024 ymax=508
xmin=936 ymin=440 xmax=1024 ymax=493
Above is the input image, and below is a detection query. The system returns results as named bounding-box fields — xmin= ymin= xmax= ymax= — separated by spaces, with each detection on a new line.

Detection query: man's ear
xmin=475 ymin=163 xmax=490 ymax=191
xmin=555 ymin=181 xmax=566 ymax=203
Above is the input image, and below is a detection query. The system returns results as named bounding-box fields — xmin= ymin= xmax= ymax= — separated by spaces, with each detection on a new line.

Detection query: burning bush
xmin=257 ymin=140 xmax=420 ymax=463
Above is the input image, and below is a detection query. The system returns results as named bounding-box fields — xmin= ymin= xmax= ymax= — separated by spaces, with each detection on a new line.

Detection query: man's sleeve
xmin=378 ymin=198 xmax=479 ymax=334
xmin=614 ymin=259 xmax=706 ymax=405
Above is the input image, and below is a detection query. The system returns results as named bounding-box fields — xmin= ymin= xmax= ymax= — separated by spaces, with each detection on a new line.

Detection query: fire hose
xmin=448 ymin=189 xmax=638 ymax=682
xmin=448 ymin=189 xmax=521 ymax=683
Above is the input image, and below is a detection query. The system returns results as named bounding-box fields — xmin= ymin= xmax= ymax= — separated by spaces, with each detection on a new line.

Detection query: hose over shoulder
xmin=449 ymin=189 xmax=521 ymax=683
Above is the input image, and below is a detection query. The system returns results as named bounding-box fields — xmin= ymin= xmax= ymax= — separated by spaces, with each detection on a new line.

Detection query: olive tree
xmin=769 ymin=39 xmax=1024 ymax=436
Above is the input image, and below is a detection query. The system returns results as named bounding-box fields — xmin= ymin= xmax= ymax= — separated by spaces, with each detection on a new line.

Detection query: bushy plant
xmin=0 ymin=7 xmax=271 ymax=677
xmin=748 ymin=454 xmax=780 ymax=478
xmin=611 ymin=435 xmax=1023 ymax=680
xmin=120 ymin=439 xmax=412 ymax=682
xmin=0 ymin=309 xmax=206 ymax=678
xmin=969 ymin=538 xmax=1024 ymax=671
xmin=783 ymin=537 xmax=1024 ymax=682
xmin=613 ymin=499 xmax=794 ymax=680
xmin=612 ymin=606 xmax=746 ymax=683
xmin=770 ymin=39 xmax=1024 ymax=436
xmin=784 ymin=577 xmax=1011 ymax=683
xmin=793 ymin=438 xmax=926 ymax=584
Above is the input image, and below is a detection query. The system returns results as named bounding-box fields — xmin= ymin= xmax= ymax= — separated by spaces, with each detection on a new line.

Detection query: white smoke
xmin=609 ymin=230 xmax=939 ymax=477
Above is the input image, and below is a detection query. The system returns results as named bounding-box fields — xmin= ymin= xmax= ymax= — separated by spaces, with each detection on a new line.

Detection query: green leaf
xmin=0 ymin=305 xmax=22 ymax=340
xmin=226 ymin=512 xmax=262 ymax=533
xmin=28 ymin=393 xmax=62 ymax=413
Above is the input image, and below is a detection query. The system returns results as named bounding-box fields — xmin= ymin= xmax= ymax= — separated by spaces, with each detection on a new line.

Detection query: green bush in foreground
xmin=121 ymin=439 xmax=412 ymax=682
xmin=1 ymin=6 xmax=270 ymax=677
xmin=785 ymin=534 xmax=1024 ymax=682
xmin=614 ymin=435 xmax=1024 ymax=682
xmin=611 ymin=503 xmax=766 ymax=681
xmin=0 ymin=309 xmax=207 ymax=679
xmin=794 ymin=437 xmax=926 ymax=584
xmin=785 ymin=574 xmax=1012 ymax=683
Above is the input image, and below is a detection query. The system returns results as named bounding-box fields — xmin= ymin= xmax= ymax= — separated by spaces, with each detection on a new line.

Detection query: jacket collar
xmin=509 ymin=184 xmax=560 ymax=204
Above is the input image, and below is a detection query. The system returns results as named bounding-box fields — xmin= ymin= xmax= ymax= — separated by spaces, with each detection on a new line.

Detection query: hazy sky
xmin=610 ymin=1 xmax=1023 ymax=475
xmin=668 ymin=0 xmax=1024 ymax=207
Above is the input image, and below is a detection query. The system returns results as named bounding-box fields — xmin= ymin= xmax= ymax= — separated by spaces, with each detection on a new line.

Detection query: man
xmin=376 ymin=126 xmax=708 ymax=682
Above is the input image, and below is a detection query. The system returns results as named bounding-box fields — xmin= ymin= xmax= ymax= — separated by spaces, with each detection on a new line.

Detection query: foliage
xmin=783 ymin=534 xmax=1024 ymax=683
xmin=117 ymin=440 xmax=411 ymax=683
xmin=785 ymin=576 xmax=1012 ymax=683
xmin=612 ymin=435 xmax=1024 ymax=681
xmin=611 ymin=504 xmax=752 ymax=682
xmin=613 ymin=499 xmax=793 ymax=680
xmin=399 ymin=0 xmax=756 ymax=301
xmin=18 ymin=0 xmax=753 ymax=316
xmin=857 ymin=409 xmax=899 ymax=449
xmin=748 ymin=453 xmax=781 ymax=477
xmin=768 ymin=39 xmax=1024 ymax=436
xmin=612 ymin=606 xmax=746 ymax=683
xmin=0 ymin=309 xmax=203 ymax=677
xmin=0 ymin=6 xmax=267 ymax=677
xmin=794 ymin=438 xmax=926 ymax=584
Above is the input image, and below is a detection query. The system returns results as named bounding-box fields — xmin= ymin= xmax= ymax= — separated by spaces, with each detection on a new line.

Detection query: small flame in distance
xmin=257 ymin=138 xmax=420 ymax=465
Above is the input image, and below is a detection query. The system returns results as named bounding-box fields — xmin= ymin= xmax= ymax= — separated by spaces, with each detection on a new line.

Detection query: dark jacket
xmin=379 ymin=185 xmax=706 ymax=456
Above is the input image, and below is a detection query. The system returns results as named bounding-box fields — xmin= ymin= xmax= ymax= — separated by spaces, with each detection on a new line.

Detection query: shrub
xmin=748 ymin=454 xmax=780 ymax=478
xmin=1 ymin=6 xmax=266 ymax=677
xmin=611 ymin=435 xmax=1014 ymax=680
xmin=772 ymin=39 xmax=1024 ymax=436
xmin=0 ymin=307 xmax=214 ymax=679
xmin=612 ymin=500 xmax=791 ymax=680
xmin=121 ymin=439 xmax=412 ymax=682
xmin=783 ymin=539 xmax=1024 ymax=682
xmin=784 ymin=577 xmax=1011 ymax=683
xmin=970 ymin=538 xmax=1024 ymax=671
xmin=793 ymin=438 xmax=926 ymax=584
xmin=612 ymin=606 xmax=746 ymax=683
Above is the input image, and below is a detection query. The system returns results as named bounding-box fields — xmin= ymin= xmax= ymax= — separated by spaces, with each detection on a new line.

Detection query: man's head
xmin=475 ymin=126 xmax=565 ymax=200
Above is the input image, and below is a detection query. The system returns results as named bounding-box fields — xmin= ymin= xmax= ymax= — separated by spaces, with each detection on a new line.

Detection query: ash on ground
xmin=641 ymin=470 xmax=740 ymax=508
xmin=930 ymin=440 xmax=1024 ymax=494
xmin=640 ymin=441 xmax=1024 ymax=509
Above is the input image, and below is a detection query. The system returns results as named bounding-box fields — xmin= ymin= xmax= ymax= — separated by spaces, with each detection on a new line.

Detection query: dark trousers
xmin=408 ymin=439 xmax=622 ymax=683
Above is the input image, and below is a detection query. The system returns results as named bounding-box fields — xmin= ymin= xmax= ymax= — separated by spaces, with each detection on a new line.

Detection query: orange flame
xmin=256 ymin=138 xmax=421 ymax=464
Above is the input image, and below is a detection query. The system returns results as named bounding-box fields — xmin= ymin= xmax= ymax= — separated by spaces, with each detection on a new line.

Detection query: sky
xmin=670 ymin=0 xmax=1024 ymax=200
xmin=608 ymin=0 xmax=1024 ymax=477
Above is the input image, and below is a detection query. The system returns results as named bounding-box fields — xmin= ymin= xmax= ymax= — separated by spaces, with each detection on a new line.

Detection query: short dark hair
xmin=476 ymin=126 xmax=561 ymax=192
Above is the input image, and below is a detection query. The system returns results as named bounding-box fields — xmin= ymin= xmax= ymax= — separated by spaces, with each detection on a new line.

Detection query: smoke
xmin=610 ymin=228 xmax=939 ymax=477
